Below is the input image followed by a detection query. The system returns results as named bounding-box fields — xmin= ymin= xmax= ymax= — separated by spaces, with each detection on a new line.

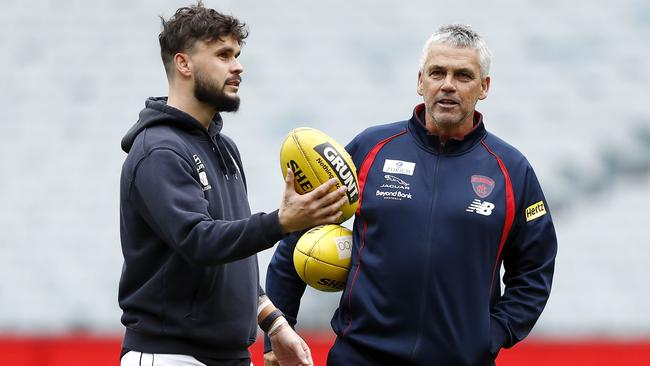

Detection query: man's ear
xmin=478 ymin=76 xmax=490 ymax=100
xmin=174 ymin=53 xmax=192 ymax=78
xmin=417 ymin=70 xmax=424 ymax=96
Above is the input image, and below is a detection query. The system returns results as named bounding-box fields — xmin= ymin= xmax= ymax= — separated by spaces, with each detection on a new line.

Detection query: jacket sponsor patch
xmin=525 ymin=201 xmax=546 ymax=222
xmin=471 ymin=175 xmax=495 ymax=198
xmin=384 ymin=174 xmax=409 ymax=186
xmin=382 ymin=159 xmax=415 ymax=176
xmin=375 ymin=189 xmax=413 ymax=200
xmin=193 ymin=154 xmax=211 ymax=191
xmin=380 ymin=174 xmax=410 ymax=190
xmin=466 ymin=199 xmax=495 ymax=216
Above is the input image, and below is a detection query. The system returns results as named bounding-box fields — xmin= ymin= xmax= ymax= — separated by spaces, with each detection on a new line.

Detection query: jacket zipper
xmin=411 ymin=151 xmax=441 ymax=358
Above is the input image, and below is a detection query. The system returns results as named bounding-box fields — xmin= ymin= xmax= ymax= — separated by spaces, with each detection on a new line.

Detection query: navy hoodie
xmin=119 ymin=97 xmax=284 ymax=359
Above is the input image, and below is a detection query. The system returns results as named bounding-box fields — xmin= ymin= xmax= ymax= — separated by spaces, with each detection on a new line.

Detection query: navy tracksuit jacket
xmin=265 ymin=104 xmax=557 ymax=366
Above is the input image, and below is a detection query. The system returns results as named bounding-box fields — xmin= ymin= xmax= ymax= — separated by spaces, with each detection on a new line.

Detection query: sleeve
xmin=130 ymin=148 xmax=284 ymax=266
xmin=489 ymin=163 xmax=558 ymax=356
xmin=263 ymin=231 xmax=308 ymax=353
xmin=345 ymin=133 xmax=363 ymax=168
xmin=258 ymin=283 xmax=266 ymax=298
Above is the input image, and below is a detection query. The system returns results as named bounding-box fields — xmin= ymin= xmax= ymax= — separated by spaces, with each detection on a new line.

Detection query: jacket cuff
xmin=490 ymin=317 xmax=509 ymax=357
xmin=264 ymin=333 xmax=273 ymax=354
xmin=260 ymin=210 xmax=285 ymax=244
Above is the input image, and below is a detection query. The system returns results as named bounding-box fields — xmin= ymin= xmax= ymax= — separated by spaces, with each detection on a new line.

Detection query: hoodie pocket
xmin=185 ymin=271 xmax=208 ymax=320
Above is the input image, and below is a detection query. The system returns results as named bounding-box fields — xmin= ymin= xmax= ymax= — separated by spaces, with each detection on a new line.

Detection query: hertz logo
xmin=313 ymin=142 xmax=360 ymax=203
xmin=525 ymin=201 xmax=547 ymax=222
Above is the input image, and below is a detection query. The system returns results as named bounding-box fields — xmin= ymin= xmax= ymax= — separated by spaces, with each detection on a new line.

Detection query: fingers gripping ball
xmin=280 ymin=127 xmax=360 ymax=221
xmin=293 ymin=224 xmax=353 ymax=292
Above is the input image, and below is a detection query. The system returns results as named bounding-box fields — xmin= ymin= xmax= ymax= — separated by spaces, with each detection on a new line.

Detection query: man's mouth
xmin=436 ymin=98 xmax=459 ymax=108
xmin=225 ymin=77 xmax=241 ymax=88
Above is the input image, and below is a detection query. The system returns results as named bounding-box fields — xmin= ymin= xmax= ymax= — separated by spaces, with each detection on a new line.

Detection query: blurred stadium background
xmin=1 ymin=0 xmax=649 ymax=364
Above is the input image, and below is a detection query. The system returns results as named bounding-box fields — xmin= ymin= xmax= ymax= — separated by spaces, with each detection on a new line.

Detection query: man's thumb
xmin=303 ymin=346 xmax=313 ymax=365
xmin=285 ymin=168 xmax=296 ymax=190
xmin=293 ymin=344 xmax=310 ymax=365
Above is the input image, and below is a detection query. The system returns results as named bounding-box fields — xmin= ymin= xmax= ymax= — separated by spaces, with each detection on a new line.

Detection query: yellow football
xmin=280 ymin=127 xmax=359 ymax=221
xmin=293 ymin=224 xmax=353 ymax=292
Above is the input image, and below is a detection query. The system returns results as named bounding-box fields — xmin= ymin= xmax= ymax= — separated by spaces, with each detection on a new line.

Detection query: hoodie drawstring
xmin=212 ymin=135 xmax=238 ymax=180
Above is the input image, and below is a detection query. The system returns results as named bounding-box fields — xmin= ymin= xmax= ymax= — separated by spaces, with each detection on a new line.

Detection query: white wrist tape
xmin=268 ymin=317 xmax=288 ymax=336
xmin=257 ymin=299 xmax=272 ymax=316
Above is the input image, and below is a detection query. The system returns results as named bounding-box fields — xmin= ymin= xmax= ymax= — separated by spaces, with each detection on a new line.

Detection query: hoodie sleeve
xmin=263 ymin=231 xmax=308 ymax=353
xmin=489 ymin=163 xmax=557 ymax=356
xmin=129 ymin=147 xmax=284 ymax=265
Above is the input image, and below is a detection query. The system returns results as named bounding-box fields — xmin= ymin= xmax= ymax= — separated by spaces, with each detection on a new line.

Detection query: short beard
xmin=429 ymin=105 xmax=470 ymax=129
xmin=194 ymin=71 xmax=240 ymax=113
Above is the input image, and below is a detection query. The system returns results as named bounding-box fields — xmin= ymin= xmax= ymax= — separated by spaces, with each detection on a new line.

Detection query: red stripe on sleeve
xmin=355 ymin=131 xmax=407 ymax=215
xmin=480 ymin=140 xmax=516 ymax=293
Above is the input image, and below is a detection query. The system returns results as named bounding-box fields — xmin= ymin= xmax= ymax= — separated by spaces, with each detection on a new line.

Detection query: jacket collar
xmin=408 ymin=103 xmax=487 ymax=154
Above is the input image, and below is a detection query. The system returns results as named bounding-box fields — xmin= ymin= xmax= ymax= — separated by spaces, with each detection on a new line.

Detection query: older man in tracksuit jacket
xmin=264 ymin=24 xmax=557 ymax=366
xmin=265 ymin=104 xmax=557 ymax=366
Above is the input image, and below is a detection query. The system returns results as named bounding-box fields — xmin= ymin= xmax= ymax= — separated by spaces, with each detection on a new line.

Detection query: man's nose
xmin=231 ymin=58 xmax=243 ymax=74
xmin=441 ymin=74 xmax=456 ymax=91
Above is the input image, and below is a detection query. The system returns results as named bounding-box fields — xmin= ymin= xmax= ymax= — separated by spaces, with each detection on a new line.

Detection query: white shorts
xmin=121 ymin=351 xmax=255 ymax=366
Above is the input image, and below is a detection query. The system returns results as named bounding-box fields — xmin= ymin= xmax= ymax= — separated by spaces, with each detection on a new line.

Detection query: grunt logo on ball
xmin=313 ymin=142 xmax=360 ymax=203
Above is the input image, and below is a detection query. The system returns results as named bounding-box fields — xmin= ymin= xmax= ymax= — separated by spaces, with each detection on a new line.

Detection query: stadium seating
xmin=1 ymin=0 xmax=649 ymax=354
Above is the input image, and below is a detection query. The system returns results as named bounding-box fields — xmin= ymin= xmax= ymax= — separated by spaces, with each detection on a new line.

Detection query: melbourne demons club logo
xmin=471 ymin=175 xmax=495 ymax=198
xmin=467 ymin=175 xmax=495 ymax=216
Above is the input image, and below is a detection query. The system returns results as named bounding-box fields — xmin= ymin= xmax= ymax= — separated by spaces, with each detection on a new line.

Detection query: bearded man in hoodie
xmin=118 ymin=3 xmax=347 ymax=366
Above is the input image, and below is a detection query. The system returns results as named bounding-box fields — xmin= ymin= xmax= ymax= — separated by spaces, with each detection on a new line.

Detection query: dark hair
xmin=158 ymin=1 xmax=249 ymax=76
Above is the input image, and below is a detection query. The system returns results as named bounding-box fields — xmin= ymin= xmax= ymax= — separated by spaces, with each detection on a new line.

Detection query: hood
xmin=121 ymin=97 xmax=240 ymax=179
xmin=121 ymin=96 xmax=223 ymax=153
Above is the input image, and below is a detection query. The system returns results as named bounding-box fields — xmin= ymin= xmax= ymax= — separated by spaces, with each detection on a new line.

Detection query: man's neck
xmin=167 ymin=89 xmax=216 ymax=130
xmin=425 ymin=115 xmax=474 ymax=144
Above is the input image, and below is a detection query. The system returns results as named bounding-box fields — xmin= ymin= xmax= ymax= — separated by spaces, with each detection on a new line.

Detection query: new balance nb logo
xmin=466 ymin=199 xmax=494 ymax=216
